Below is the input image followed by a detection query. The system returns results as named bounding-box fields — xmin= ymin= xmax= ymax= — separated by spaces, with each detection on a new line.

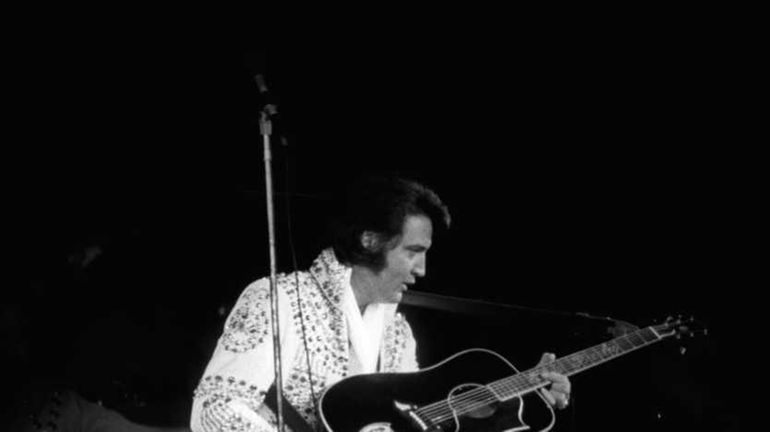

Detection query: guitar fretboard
xmin=489 ymin=326 xmax=662 ymax=401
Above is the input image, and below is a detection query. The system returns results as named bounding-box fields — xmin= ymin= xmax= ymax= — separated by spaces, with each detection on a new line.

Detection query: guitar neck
xmin=490 ymin=326 xmax=665 ymax=401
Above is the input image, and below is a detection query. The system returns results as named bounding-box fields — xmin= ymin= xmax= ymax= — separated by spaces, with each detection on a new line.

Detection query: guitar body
xmin=319 ymin=349 xmax=554 ymax=432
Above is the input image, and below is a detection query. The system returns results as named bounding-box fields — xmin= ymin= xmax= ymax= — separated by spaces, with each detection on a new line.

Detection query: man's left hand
xmin=537 ymin=352 xmax=571 ymax=410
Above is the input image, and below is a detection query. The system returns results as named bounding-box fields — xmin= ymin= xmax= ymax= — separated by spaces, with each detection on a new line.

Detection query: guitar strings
xmin=422 ymin=336 xmax=658 ymax=424
xmin=416 ymin=362 xmax=573 ymax=425
xmin=413 ymin=362 xmax=555 ymax=423
xmin=423 ymin=326 xmax=653 ymax=418
xmin=415 ymin=352 xmax=581 ymax=419
xmin=416 ymin=349 xmax=616 ymax=424
xmin=413 ymin=374 xmax=538 ymax=424
xmin=418 ymin=335 xmax=656 ymax=425
xmin=423 ymin=326 xmax=673 ymax=425
xmin=413 ymin=330 xmax=654 ymax=425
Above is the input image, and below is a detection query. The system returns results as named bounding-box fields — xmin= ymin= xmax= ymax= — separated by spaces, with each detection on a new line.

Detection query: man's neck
xmin=350 ymin=265 xmax=377 ymax=313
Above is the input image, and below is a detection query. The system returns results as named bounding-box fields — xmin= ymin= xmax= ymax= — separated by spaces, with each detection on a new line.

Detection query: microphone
xmin=255 ymin=74 xmax=269 ymax=94
xmin=254 ymin=74 xmax=278 ymax=116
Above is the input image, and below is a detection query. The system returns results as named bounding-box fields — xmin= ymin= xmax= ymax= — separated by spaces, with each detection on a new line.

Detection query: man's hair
xmin=329 ymin=174 xmax=451 ymax=271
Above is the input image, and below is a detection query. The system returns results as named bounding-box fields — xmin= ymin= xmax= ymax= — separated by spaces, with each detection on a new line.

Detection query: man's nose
xmin=413 ymin=255 xmax=426 ymax=278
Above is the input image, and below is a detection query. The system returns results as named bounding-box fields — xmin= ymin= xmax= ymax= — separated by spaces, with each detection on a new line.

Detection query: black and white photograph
xmin=4 ymin=11 xmax=750 ymax=432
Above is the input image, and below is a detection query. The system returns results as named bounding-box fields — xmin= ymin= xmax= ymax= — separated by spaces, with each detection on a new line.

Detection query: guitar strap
xmin=265 ymin=383 xmax=316 ymax=432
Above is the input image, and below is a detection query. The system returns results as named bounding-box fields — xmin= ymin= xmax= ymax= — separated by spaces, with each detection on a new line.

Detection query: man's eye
xmin=408 ymin=249 xmax=424 ymax=258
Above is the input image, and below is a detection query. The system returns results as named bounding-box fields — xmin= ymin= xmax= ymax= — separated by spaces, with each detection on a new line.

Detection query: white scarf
xmin=341 ymin=270 xmax=397 ymax=374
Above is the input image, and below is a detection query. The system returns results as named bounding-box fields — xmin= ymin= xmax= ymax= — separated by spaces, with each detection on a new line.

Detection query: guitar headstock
xmin=652 ymin=315 xmax=708 ymax=340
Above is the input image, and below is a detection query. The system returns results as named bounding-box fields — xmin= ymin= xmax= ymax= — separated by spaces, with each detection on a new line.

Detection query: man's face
xmin=371 ymin=214 xmax=433 ymax=304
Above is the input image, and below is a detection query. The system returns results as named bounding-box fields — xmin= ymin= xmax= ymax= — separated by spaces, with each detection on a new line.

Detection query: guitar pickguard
xmin=358 ymin=423 xmax=394 ymax=432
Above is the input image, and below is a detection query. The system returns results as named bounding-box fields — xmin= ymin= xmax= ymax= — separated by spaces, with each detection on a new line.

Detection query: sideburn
xmin=367 ymin=234 xmax=402 ymax=274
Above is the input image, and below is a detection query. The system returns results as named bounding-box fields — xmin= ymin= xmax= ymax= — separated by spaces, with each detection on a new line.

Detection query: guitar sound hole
xmin=447 ymin=383 xmax=498 ymax=419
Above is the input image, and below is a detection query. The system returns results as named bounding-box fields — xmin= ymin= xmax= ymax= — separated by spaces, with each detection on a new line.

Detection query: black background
xmin=4 ymin=10 xmax=752 ymax=431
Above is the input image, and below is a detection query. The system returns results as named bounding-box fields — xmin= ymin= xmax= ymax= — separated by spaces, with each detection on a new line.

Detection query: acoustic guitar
xmin=319 ymin=316 xmax=702 ymax=432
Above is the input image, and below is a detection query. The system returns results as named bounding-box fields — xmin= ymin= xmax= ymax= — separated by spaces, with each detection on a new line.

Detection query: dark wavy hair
xmin=329 ymin=174 xmax=451 ymax=271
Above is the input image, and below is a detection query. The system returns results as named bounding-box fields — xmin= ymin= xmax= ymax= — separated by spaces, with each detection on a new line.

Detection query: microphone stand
xmin=258 ymin=99 xmax=286 ymax=431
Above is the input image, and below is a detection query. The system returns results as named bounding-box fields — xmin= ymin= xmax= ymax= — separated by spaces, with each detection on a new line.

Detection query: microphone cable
xmin=282 ymin=140 xmax=321 ymax=425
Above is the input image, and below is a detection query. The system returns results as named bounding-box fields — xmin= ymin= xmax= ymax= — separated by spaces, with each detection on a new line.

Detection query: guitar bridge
xmin=394 ymin=400 xmax=436 ymax=431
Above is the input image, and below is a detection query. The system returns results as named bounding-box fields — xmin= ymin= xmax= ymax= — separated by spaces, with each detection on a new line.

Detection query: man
xmin=190 ymin=175 xmax=570 ymax=431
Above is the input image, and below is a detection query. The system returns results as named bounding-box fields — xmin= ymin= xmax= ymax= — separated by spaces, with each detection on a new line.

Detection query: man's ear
xmin=360 ymin=231 xmax=381 ymax=251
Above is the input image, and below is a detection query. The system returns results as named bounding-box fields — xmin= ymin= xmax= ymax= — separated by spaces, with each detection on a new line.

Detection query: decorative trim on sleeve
xmin=194 ymin=375 xmax=267 ymax=412
xmin=194 ymin=375 xmax=272 ymax=432
xmin=222 ymin=283 xmax=272 ymax=353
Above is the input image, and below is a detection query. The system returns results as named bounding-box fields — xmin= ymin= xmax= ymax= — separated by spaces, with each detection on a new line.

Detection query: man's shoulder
xmin=239 ymin=268 xmax=315 ymax=297
xmin=388 ymin=311 xmax=415 ymax=335
xmin=393 ymin=311 xmax=409 ymax=324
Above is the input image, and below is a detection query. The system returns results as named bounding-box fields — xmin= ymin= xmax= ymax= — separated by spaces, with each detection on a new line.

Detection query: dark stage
xmin=4 ymin=15 xmax=748 ymax=431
